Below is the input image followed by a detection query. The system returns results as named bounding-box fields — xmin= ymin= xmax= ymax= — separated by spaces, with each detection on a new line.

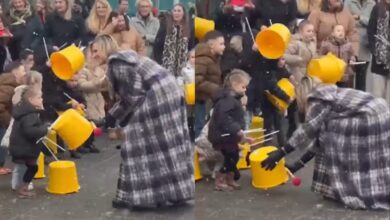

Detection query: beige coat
xmin=308 ymin=8 xmax=360 ymax=56
xmin=102 ymin=24 xmax=146 ymax=55
xmin=77 ymin=66 xmax=107 ymax=121
xmin=284 ymin=34 xmax=317 ymax=83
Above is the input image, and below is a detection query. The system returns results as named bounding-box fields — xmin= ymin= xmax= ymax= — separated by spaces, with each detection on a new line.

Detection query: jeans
xmin=194 ymin=101 xmax=206 ymax=139
xmin=0 ymin=128 xmax=7 ymax=167
xmin=12 ymin=163 xmax=27 ymax=190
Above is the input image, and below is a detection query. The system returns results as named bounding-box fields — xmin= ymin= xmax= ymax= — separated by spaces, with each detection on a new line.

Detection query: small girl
xmin=181 ymin=49 xmax=195 ymax=86
xmin=320 ymin=24 xmax=356 ymax=88
xmin=9 ymin=86 xmax=49 ymax=198
xmin=208 ymin=69 xmax=253 ymax=191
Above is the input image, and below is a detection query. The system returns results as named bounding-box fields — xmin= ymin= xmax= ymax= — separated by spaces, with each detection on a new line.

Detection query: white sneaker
xmin=27 ymin=182 xmax=34 ymax=190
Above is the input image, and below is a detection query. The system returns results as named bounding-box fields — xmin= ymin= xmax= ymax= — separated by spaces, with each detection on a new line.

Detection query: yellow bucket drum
xmin=50 ymin=45 xmax=85 ymax=80
xmin=249 ymin=146 xmax=289 ymax=189
xmin=266 ymin=78 xmax=295 ymax=112
xmin=194 ymin=17 xmax=215 ymax=40
xmin=184 ymin=83 xmax=195 ymax=105
xmin=34 ymin=152 xmax=45 ymax=179
xmin=237 ymin=143 xmax=251 ymax=170
xmin=194 ymin=151 xmax=202 ymax=181
xmin=46 ymin=160 xmax=80 ymax=194
xmin=256 ymin=23 xmax=291 ymax=59
xmin=307 ymin=53 xmax=346 ymax=84
xmin=248 ymin=116 xmax=264 ymax=139
xmin=51 ymin=109 xmax=93 ymax=151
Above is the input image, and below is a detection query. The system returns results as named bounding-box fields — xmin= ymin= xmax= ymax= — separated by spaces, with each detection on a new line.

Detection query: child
xmin=181 ymin=49 xmax=195 ymax=86
xmin=9 ymin=86 xmax=49 ymax=198
xmin=320 ymin=24 xmax=356 ymax=88
xmin=284 ymin=20 xmax=317 ymax=85
xmin=208 ymin=69 xmax=253 ymax=191
xmin=20 ymin=49 xmax=34 ymax=73
xmin=224 ymin=0 xmax=255 ymax=13
xmin=195 ymin=30 xmax=226 ymax=138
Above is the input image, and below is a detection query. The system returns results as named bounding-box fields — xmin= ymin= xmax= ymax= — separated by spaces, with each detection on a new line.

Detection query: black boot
xmin=86 ymin=144 xmax=100 ymax=153
xmin=70 ymin=150 xmax=82 ymax=159
xmin=77 ymin=147 xmax=90 ymax=154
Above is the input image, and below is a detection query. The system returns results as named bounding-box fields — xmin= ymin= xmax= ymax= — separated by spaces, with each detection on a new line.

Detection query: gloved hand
xmin=104 ymin=114 xmax=116 ymax=129
xmin=260 ymin=149 xmax=286 ymax=171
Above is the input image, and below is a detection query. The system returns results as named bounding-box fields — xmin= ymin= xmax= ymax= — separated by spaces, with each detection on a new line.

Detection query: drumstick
xmin=42 ymin=37 xmax=49 ymax=60
xmin=59 ymin=42 xmax=68 ymax=49
xmin=245 ymin=16 xmax=255 ymax=44
xmin=249 ymin=137 xmax=273 ymax=147
xmin=253 ymin=130 xmax=280 ymax=141
xmin=221 ymin=128 xmax=266 ymax=137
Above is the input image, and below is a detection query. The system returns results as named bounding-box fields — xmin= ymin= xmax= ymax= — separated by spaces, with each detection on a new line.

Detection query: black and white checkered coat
xmin=288 ymin=85 xmax=390 ymax=210
xmin=107 ymin=51 xmax=194 ymax=207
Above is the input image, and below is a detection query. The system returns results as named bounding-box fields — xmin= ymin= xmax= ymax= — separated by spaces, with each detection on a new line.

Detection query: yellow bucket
xmin=51 ymin=109 xmax=93 ymax=151
xmin=44 ymin=130 xmax=57 ymax=154
xmin=255 ymin=23 xmax=291 ymax=59
xmin=50 ymin=44 xmax=85 ymax=80
xmin=249 ymin=146 xmax=289 ymax=189
xmin=46 ymin=160 xmax=80 ymax=194
xmin=266 ymin=78 xmax=295 ymax=112
xmin=184 ymin=83 xmax=195 ymax=105
xmin=248 ymin=116 xmax=264 ymax=139
xmin=307 ymin=53 xmax=346 ymax=84
xmin=194 ymin=151 xmax=202 ymax=181
xmin=237 ymin=143 xmax=251 ymax=170
xmin=34 ymin=152 xmax=45 ymax=179
xmin=194 ymin=17 xmax=215 ymax=40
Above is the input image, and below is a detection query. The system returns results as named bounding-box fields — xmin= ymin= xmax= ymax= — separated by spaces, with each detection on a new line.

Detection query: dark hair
xmin=19 ymin=49 xmax=34 ymax=60
xmin=118 ymin=0 xmax=127 ymax=5
xmin=321 ymin=0 xmax=344 ymax=12
xmin=166 ymin=3 xmax=190 ymax=38
xmin=4 ymin=61 xmax=23 ymax=73
xmin=203 ymin=30 xmax=224 ymax=43
xmin=106 ymin=11 xmax=129 ymax=31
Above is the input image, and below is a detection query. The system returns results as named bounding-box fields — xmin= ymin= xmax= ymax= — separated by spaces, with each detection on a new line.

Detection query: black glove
xmin=285 ymin=162 xmax=302 ymax=174
xmin=104 ymin=114 xmax=116 ymax=129
xmin=261 ymin=144 xmax=295 ymax=170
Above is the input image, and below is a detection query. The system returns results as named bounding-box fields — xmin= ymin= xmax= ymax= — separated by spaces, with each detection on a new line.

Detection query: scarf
xmin=9 ymin=5 xmax=32 ymax=26
xmin=162 ymin=25 xmax=188 ymax=78
xmin=375 ymin=9 xmax=390 ymax=70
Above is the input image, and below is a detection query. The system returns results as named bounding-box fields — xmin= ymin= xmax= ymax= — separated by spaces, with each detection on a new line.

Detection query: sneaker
xmin=27 ymin=182 xmax=34 ymax=190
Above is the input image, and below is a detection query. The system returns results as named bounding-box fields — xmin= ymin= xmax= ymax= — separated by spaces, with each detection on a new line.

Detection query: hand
xmin=104 ymin=114 xmax=116 ymax=129
xmin=353 ymin=14 xmax=360 ymax=20
xmin=46 ymin=61 xmax=52 ymax=67
xmin=99 ymin=75 xmax=107 ymax=85
xmin=349 ymin=56 xmax=357 ymax=63
xmin=260 ymin=148 xmax=285 ymax=170
xmin=71 ymin=101 xmax=80 ymax=109
xmin=53 ymin=46 xmax=59 ymax=51
xmin=112 ymin=17 xmax=119 ymax=26
xmin=261 ymin=25 xmax=268 ymax=31
xmin=79 ymin=103 xmax=86 ymax=110
xmin=245 ymin=137 xmax=255 ymax=144
xmin=252 ymin=43 xmax=258 ymax=51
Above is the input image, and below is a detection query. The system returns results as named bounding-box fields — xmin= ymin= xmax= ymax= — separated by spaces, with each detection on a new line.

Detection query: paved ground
xmin=0 ymin=136 xmax=194 ymax=220
xmin=195 ymin=154 xmax=390 ymax=220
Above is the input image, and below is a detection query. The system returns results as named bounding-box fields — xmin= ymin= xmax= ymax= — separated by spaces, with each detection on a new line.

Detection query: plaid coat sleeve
xmin=288 ymin=100 xmax=331 ymax=149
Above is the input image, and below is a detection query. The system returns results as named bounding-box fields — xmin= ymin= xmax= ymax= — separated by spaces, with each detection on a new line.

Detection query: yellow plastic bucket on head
xmin=266 ymin=78 xmax=295 ymax=112
xmin=50 ymin=44 xmax=85 ymax=80
xmin=34 ymin=152 xmax=45 ymax=179
xmin=46 ymin=160 xmax=80 ymax=194
xmin=194 ymin=151 xmax=202 ymax=181
xmin=194 ymin=17 xmax=215 ymax=40
xmin=237 ymin=143 xmax=251 ymax=169
xmin=51 ymin=109 xmax=93 ymax=151
xmin=185 ymin=83 xmax=195 ymax=105
xmin=307 ymin=53 xmax=346 ymax=84
xmin=256 ymin=23 xmax=291 ymax=59
xmin=249 ymin=146 xmax=289 ymax=189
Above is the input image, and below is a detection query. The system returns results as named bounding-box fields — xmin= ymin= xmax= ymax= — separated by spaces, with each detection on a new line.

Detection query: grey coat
xmin=130 ymin=13 xmax=160 ymax=58
xmin=107 ymin=50 xmax=194 ymax=207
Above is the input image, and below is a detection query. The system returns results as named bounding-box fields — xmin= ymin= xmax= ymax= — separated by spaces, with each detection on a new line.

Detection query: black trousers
xmin=220 ymin=149 xmax=239 ymax=174
xmin=23 ymin=159 xmax=38 ymax=183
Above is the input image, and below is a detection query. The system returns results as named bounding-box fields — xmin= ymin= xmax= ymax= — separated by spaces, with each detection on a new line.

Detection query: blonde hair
xmin=86 ymin=0 xmax=112 ymax=34
xmin=92 ymin=34 xmax=119 ymax=58
xmin=295 ymin=76 xmax=321 ymax=113
xmin=53 ymin=0 xmax=74 ymax=20
xmin=21 ymin=86 xmax=41 ymax=103
xmin=26 ymin=71 xmax=43 ymax=91
xmin=136 ymin=0 xmax=153 ymax=7
xmin=223 ymin=69 xmax=251 ymax=88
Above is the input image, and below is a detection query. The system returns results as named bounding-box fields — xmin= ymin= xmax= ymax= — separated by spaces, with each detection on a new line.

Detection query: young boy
xmin=195 ymin=30 xmax=226 ymax=138
xmin=208 ymin=69 xmax=253 ymax=191
xmin=320 ymin=24 xmax=356 ymax=88
xmin=9 ymin=86 xmax=49 ymax=198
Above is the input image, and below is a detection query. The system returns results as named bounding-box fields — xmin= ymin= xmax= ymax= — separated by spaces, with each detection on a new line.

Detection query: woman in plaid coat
xmin=91 ymin=35 xmax=194 ymax=209
xmin=261 ymin=76 xmax=390 ymax=210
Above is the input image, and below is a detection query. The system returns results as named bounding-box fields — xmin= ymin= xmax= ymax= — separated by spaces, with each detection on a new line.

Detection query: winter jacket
xmin=208 ymin=89 xmax=245 ymax=152
xmin=44 ymin=12 xmax=87 ymax=48
xmin=296 ymin=0 xmax=322 ymax=18
xmin=308 ymin=7 xmax=360 ymax=56
xmin=195 ymin=43 xmax=222 ymax=102
xmin=6 ymin=14 xmax=43 ymax=60
xmin=320 ymin=36 xmax=355 ymax=78
xmin=196 ymin=0 xmax=225 ymax=20
xmin=77 ymin=66 xmax=106 ymax=121
xmin=130 ymin=13 xmax=160 ymax=58
xmin=101 ymin=24 xmax=145 ymax=55
xmin=9 ymin=101 xmax=48 ymax=160
xmin=284 ymin=34 xmax=317 ymax=83
xmin=253 ymin=0 xmax=298 ymax=30
xmin=0 ymin=73 xmax=19 ymax=128
xmin=367 ymin=4 xmax=390 ymax=76
xmin=345 ymin=0 xmax=375 ymax=50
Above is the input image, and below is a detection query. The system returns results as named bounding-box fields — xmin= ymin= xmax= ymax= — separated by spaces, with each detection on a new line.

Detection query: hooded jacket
xmin=9 ymin=101 xmax=48 ymax=160
xmin=0 ymin=73 xmax=19 ymax=128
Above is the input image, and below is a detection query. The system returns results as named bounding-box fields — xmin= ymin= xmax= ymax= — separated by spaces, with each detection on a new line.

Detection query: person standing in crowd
xmin=118 ymin=0 xmax=130 ymax=20
xmin=90 ymin=35 xmax=194 ymax=209
xmin=196 ymin=0 xmax=225 ymax=20
xmin=85 ymin=0 xmax=113 ymax=42
xmin=102 ymin=12 xmax=145 ymax=55
xmin=0 ymin=17 xmax=13 ymax=73
xmin=44 ymin=0 xmax=87 ymax=50
xmin=367 ymin=0 xmax=390 ymax=102
xmin=130 ymin=0 xmax=160 ymax=58
xmin=19 ymin=49 xmax=34 ymax=73
xmin=5 ymin=0 xmax=43 ymax=60
xmin=261 ymin=76 xmax=390 ymax=210
xmin=154 ymin=3 xmax=194 ymax=78
xmin=35 ymin=0 xmax=53 ymax=24
xmin=253 ymin=0 xmax=298 ymax=31
xmin=308 ymin=0 xmax=360 ymax=55
xmin=296 ymin=0 xmax=322 ymax=18
xmin=194 ymin=31 xmax=225 ymax=138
